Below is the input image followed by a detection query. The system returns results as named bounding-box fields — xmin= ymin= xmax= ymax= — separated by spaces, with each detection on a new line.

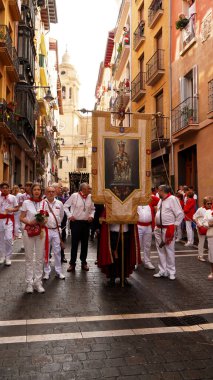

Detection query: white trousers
xmin=197 ymin=231 xmax=206 ymax=257
xmin=176 ymin=224 xmax=182 ymax=240
xmin=14 ymin=211 xmax=21 ymax=236
xmin=44 ymin=229 xmax=62 ymax=275
xmin=0 ymin=220 xmax=13 ymax=260
xmin=207 ymin=237 xmax=213 ymax=263
xmin=185 ymin=221 xmax=194 ymax=245
xmin=154 ymin=228 xmax=176 ymax=276
xmin=138 ymin=225 xmax=152 ymax=264
xmin=23 ymin=230 xmax=45 ymax=286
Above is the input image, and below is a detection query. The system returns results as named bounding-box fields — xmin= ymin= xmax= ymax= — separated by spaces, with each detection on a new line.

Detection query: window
xmin=61 ymin=71 xmax=66 ymax=75
xmin=62 ymin=86 xmax=66 ymax=99
xmin=77 ymin=157 xmax=86 ymax=169
xmin=138 ymin=106 xmax=145 ymax=113
xmin=59 ymin=159 xmax=62 ymax=169
xmin=69 ymin=87 xmax=72 ymax=99
xmin=155 ymin=90 xmax=164 ymax=137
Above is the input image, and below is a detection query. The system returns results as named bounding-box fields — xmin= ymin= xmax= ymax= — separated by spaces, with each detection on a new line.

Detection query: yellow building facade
xmin=131 ymin=0 xmax=171 ymax=186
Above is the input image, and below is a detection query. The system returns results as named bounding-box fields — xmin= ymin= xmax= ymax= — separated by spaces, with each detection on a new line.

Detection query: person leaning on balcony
xmin=184 ymin=191 xmax=196 ymax=247
xmin=0 ymin=182 xmax=18 ymax=266
xmin=193 ymin=197 xmax=213 ymax=262
xmin=202 ymin=200 xmax=213 ymax=280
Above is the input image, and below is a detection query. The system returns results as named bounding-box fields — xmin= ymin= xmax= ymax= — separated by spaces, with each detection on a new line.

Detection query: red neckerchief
xmin=30 ymin=198 xmax=42 ymax=202
xmin=79 ymin=191 xmax=87 ymax=199
xmin=1 ymin=194 xmax=8 ymax=199
xmin=162 ymin=193 xmax=171 ymax=201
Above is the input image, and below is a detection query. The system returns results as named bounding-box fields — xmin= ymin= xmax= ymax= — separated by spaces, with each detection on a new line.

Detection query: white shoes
xmin=55 ymin=273 xmax=65 ymax=280
xmin=144 ymin=262 xmax=155 ymax=270
xmin=198 ymin=256 xmax=205 ymax=262
xmin=175 ymin=239 xmax=180 ymax=242
xmin=43 ymin=273 xmax=50 ymax=280
xmin=5 ymin=259 xmax=11 ymax=266
xmin=26 ymin=284 xmax=34 ymax=294
xmin=0 ymin=258 xmax=4 ymax=264
xmin=184 ymin=242 xmax=193 ymax=247
xmin=34 ymin=284 xmax=45 ymax=293
xmin=169 ymin=274 xmax=176 ymax=280
xmin=153 ymin=272 xmax=168 ymax=278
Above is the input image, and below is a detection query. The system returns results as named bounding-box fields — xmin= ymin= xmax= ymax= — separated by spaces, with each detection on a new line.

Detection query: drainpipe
xmin=129 ymin=0 xmax=132 ymax=114
xmin=169 ymin=0 xmax=175 ymax=191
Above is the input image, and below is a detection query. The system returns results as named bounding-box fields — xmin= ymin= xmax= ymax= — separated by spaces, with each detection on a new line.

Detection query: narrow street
xmin=0 ymin=237 xmax=213 ymax=379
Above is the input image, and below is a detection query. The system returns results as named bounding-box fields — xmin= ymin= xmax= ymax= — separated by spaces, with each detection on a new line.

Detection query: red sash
xmin=156 ymin=224 xmax=175 ymax=245
xmin=137 ymin=221 xmax=152 ymax=227
xmin=0 ymin=214 xmax=15 ymax=236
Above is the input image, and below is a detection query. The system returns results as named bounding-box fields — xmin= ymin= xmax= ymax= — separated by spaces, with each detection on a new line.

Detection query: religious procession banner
xmin=92 ymin=111 xmax=152 ymax=223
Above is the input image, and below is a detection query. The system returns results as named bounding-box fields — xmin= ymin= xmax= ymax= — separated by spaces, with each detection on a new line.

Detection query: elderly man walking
xmin=193 ymin=197 xmax=212 ymax=262
xmin=153 ymin=185 xmax=184 ymax=280
xmin=64 ymin=183 xmax=95 ymax=272
xmin=43 ymin=186 xmax=65 ymax=280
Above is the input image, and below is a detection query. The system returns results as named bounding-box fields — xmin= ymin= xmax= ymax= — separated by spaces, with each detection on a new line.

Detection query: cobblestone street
xmin=0 ymin=237 xmax=213 ymax=380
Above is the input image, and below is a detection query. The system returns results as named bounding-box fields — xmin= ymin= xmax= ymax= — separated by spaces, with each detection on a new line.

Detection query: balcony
xmin=9 ymin=0 xmax=22 ymax=21
xmin=0 ymin=25 xmax=13 ymax=65
xmin=20 ymin=1 xmax=35 ymax=36
xmin=208 ymin=79 xmax=213 ymax=119
xmin=151 ymin=116 xmax=169 ymax=153
xmin=36 ymin=125 xmax=52 ymax=150
xmin=0 ymin=99 xmax=17 ymax=140
xmin=171 ymin=97 xmax=198 ymax=139
xmin=146 ymin=49 xmax=165 ymax=86
xmin=131 ymin=72 xmax=146 ymax=102
xmin=133 ymin=21 xmax=145 ymax=51
xmin=148 ymin=0 xmax=163 ymax=29
xmin=6 ymin=47 xmax=19 ymax=82
xmin=113 ymin=39 xmax=130 ymax=81
xmin=180 ymin=18 xmax=196 ymax=56
xmin=114 ymin=0 xmax=130 ymax=42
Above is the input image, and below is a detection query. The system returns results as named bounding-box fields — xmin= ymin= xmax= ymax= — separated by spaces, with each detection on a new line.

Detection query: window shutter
xmin=179 ymin=76 xmax=187 ymax=102
xmin=192 ymin=65 xmax=198 ymax=97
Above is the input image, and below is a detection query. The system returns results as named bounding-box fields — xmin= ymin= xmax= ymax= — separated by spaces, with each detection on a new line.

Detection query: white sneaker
xmin=175 ymin=239 xmax=180 ymax=242
xmin=184 ymin=242 xmax=191 ymax=247
xmin=55 ymin=273 xmax=65 ymax=280
xmin=0 ymin=258 xmax=5 ymax=264
xmin=144 ymin=262 xmax=155 ymax=270
xmin=169 ymin=274 xmax=176 ymax=280
xmin=26 ymin=284 xmax=34 ymax=294
xmin=34 ymin=284 xmax=45 ymax=293
xmin=153 ymin=272 xmax=168 ymax=278
xmin=5 ymin=259 xmax=11 ymax=266
xmin=43 ymin=273 xmax=50 ymax=280
xmin=198 ymin=256 xmax=205 ymax=262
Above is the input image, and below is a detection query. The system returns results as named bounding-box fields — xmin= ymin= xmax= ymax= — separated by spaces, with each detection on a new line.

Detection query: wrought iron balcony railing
xmin=133 ymin=20 xmax=145 ymax=50
xmin=131 ymin=72 xmax=146 ymax=101
xmin=208 ymin=79 xmax=213 ymax=113
xmin=0 ymin=25 xmax=13 ymax=58
xmin=151 ymin=116 xmax=169 ymax=152
xmin=148 ymin=0 xmax=163 ymax=27
xmin=171 ymin=96 xmax=198 ymax=134
xmin=146 ymin=49 xmax=164 ymax=84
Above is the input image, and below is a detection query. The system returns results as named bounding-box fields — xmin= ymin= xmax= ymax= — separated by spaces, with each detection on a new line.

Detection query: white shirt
xmin=44 ymin=199 xmax=64 ymax=228
xmin=155 ymin=195 xmax=184 ymax=227
xmin=21 ymin=199 xmax=46 ymax=223
xmin=193 ymin=207 xmax=206 ymax=226
xmin=0 ymin=194 xmax=18 ymax=214
xmin=203 ymin=209 xmax=213 ymax=237
xmin=110 ymin=224 xmax=128 ymax=232
xmin=0 ymin=194 xmax=18 ymax=231
xmin=64 ymin=192 xmax=95 ymax=220
xmin=137 ymin=205 xmax=152 ymax=224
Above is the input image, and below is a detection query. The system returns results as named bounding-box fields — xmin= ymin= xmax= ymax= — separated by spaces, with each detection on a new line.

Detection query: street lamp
xmin=17 ymin=83 xmax=55 ymax=103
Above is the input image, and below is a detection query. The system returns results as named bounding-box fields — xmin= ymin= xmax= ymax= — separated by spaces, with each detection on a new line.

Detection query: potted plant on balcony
xmin=176 ymin=14 xmax=189 ymax=30
xmin=181 ymin=106 xmax=194 ymax=124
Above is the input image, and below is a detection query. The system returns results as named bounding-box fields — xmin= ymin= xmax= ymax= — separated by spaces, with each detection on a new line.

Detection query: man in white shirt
xmin=154 ymin=185 xmax=184 ymax=280
xmin=137 ymin=195 xmax=159 ymax=270
xmin=43 ymin=186 xmax=65 ymax=280
xmin=64 ymin=183 xmax=95 ymax=272
xmin=0 ymin=182 xmax=18 ymax=266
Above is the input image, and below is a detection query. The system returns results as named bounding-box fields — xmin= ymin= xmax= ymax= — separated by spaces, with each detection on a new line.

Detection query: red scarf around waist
xmin=137 ymin=221 xmax=152 ymax=227
xmin=0 ymin=214 xmax=15 ymax=236
xmin=157 ymin=224 xmax=175 ymax=245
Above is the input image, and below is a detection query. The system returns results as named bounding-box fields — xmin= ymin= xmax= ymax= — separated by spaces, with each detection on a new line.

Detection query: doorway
xmin=178 ymin=145 xmax=197 ymax=191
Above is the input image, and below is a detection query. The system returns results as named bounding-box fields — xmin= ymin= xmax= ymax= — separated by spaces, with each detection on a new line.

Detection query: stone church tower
xmin=57 ymin=50 xmax=92 ymax=188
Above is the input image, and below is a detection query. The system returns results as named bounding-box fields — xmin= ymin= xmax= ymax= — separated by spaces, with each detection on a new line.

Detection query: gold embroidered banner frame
xmin=92 ymin=111 xmax=152 ymax=223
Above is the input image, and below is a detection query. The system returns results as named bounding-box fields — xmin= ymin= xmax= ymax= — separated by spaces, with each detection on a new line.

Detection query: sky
xmin=50 ymin=0 xmax=121 ymax=110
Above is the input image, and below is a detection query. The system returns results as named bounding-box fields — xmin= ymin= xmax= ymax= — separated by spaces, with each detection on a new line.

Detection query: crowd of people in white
xmin=0 ymin=181 xmax=212 ymax=294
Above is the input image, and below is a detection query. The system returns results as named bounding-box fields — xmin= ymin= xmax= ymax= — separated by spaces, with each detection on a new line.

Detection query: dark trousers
xmin=60 ymin=213 xmax=67 ymax=260
xmin=109 ymin=231 xmax=130 ymax=279
xmin=70 ymin=220 xmax=90 ymax=265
